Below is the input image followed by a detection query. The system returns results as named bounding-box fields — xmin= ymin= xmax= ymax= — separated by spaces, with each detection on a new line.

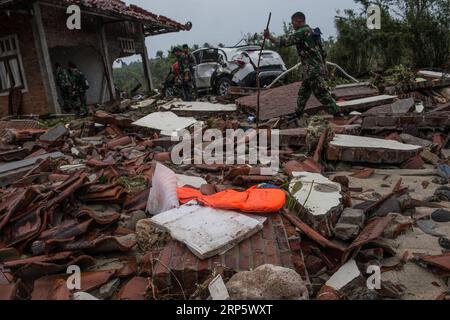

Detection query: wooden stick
xmin=256 ymin=12 xmax=272 ymax=128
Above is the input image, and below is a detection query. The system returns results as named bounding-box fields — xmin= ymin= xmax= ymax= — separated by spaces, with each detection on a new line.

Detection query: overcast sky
xmin=123 ymin=0 xmax=360 ymax=58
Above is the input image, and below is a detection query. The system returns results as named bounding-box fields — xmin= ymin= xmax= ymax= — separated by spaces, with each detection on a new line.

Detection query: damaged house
xmin=0 ymin=0 xmax=191 ymax=116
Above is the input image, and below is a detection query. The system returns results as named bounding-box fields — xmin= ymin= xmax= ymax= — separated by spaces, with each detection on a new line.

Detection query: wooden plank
xmin=337 ymin=95 xmax=397 ymax=112
xmin=417 ymin=70 xmax=450 ymax=79
xmin=0 ymin=152 xmax=64 ymax=175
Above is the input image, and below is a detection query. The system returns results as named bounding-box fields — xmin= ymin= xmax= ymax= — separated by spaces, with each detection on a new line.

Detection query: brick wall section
xmin=0 ymin=13 xmax=49 ymax=116
xmin=41 ymin=6 xmax=100 ymax=50
xmin=151 ymin=214 xmax=305 ymax=295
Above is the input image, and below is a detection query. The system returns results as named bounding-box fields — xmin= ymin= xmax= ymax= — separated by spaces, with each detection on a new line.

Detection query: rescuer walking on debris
xmin=54 ymin=63 xmax=73 ymax=112
xmin=68 ymin=61 xmax=89 ymax=117
xmin=264 ymin=12 xmax=342 ymax=118
xmin=182 ymin=44 xmax=197 ymax=99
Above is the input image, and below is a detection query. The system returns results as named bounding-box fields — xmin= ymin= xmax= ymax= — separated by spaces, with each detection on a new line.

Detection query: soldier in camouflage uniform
xmin=265 ymin=12 xmax=342 ymax=118
xmin=68 ymin=62 xmax=89 ymax=117
xmin=54 ymin=63 xmax=74 ymax=112
xmin=182 ymin=44 xmax=197 ymax=100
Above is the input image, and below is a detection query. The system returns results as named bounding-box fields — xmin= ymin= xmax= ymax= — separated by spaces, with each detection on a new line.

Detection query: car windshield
xmin=201 ymin=49 xmax=219 ymax=63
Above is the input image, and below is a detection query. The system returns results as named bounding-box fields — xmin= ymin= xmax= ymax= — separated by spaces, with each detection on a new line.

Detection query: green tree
xmin=328 ymin=0 xmax=450 ymax=75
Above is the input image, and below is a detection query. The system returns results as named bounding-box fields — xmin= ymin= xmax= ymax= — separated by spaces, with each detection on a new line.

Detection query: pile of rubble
xmin=0 ymin=70 xmax=450 ymax=300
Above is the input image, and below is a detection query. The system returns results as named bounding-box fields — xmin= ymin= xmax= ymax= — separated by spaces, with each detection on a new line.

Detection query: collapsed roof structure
xmin=0 ymin=0 xmax=191 ymax=116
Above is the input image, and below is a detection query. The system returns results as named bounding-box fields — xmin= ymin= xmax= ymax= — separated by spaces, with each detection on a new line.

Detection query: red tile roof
xmin=34 ymin=0 xmax=190 ymax=33
xmin=70 ymin=0 xmax=189 ymax=31
xmin=1 ymin=0 xmax=191 ymax=34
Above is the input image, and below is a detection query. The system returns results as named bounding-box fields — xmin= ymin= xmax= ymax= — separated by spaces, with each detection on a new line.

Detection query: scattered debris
xmin=0 ymin=66 xmax=449 ymax=301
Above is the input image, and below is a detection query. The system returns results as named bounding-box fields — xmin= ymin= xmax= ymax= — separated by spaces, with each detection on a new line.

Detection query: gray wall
xmin=49 ymin=45 xmax=109 ymax=106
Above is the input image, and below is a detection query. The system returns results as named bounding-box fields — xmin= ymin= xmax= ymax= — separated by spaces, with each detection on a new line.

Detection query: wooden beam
xmin=32 ymin=1 xmax=61 ymax=114
xmin=140 ymin=24 xmax=154 ymax=92
xmin=98 ymin=18 xmax=115 ymax=102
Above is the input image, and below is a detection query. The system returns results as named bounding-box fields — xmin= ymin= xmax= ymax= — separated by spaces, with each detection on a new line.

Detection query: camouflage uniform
xmin=180 ymin=53 xmax=196 ymax=101
xmin=55 ymin=68 xmax=74 ymax=111
xmin=68 ymin=68 xmax=89 ymax=117
xmin=276 ymin=25 xmax=339 ymax=115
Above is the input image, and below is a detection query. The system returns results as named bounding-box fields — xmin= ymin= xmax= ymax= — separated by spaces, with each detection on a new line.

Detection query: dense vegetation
xmin=113 ymin=0 xmax=450 ymax=95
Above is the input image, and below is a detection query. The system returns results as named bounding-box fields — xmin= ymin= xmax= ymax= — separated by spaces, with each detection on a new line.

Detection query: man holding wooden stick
xmin=264 ymin=12 xmax=342 ymax=118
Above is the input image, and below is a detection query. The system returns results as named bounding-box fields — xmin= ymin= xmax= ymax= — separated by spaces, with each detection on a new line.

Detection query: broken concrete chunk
xmin=420 ymin=149 xmax=440 ymax=165
xmin=226 ymin=264 xmax=309 ymax=300
xmin=99 ymin=278 xmax=121 ymax=300
xmin=72 ymin=292 xmax=100 ymax=300
xmin=161 ymin=101 xmax=237 ymax=116
xmin=290 ymin=172 xmax=343 ymax=217
xmin=391 ymin=98 xmax=415 ymax=114
xmin=325 ymin=259 xmax=361 ymax=291
xmin=334 ymin=223 xmax=361 ymax=241
xmin=338 ymin=208 xmax=366 ymax=228
xmin=208 ymin=275 xmax=230 ymax=300
xmin=132 ymin=111 xmax=197 ymax=135
xmin=417 ymin=70 xmax=450 ymax=79
xmin=400 ymin=134 xmax=432 ymax=148
xmin=327 ymin=135 xmax=422 ymax=164
xmin=289 ymin=172 xmax=343 ymax=236
xmin=176 ymin=174 xmax=207 ymax=188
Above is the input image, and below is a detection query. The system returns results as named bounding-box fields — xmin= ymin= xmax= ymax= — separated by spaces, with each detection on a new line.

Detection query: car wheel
xmin=216 ymin=77 xmax=232 ymax=96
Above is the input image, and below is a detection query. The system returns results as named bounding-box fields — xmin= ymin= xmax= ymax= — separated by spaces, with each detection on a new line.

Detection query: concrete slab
xmin=161 ymin=101 xmax=237 ymax=116
xmin=417 ymin=70 xmax=450 ymax=79
xmin=337 ymin=95 xmax=397 ymax=112
xmin=326 ymin=259 xmax=361 ymax=291
xmin=150 ymin=204 xmax=266 ymax=259
xmin=176 ymin=174 xmax=207 ymax=188
xmin=290 ymin=172 xmax=343 ymax=217
xmin=330 ymin=135 xmax=422 ymax=151
xmin=0 ymin=152 xmax=64 ymax=175
xmin=327 ymin=135 xmax=422 ymax=164
xmin=132 ymin=111 xmax=197 ymax=135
